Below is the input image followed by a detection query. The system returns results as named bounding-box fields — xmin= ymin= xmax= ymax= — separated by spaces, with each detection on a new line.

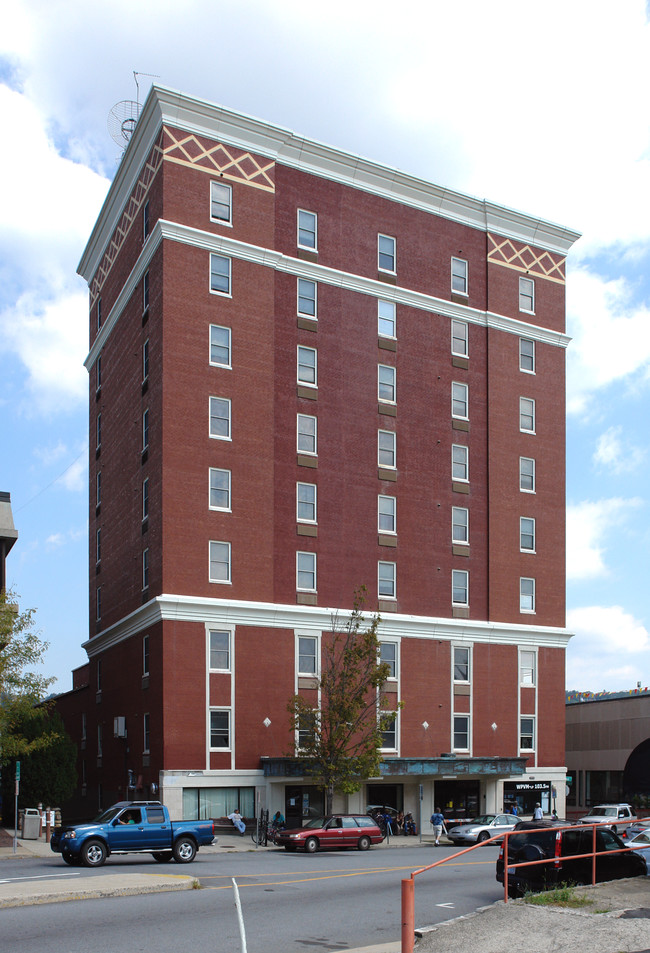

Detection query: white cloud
xmin=593 ymin=425 xmax=645 ymax=474
xmin=567 ymin=498 xmax=643 ymax=580
xmin=566 ymin=605 xmax=650 ymax=691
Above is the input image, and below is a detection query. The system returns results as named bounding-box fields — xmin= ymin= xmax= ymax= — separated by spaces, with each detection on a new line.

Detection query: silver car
xmin=447 ymin=813 xmax=520 ymax=845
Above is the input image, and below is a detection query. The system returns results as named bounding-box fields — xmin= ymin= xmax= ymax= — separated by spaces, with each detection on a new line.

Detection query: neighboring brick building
xmin=55 ymin=86 xmax=578 ymax=825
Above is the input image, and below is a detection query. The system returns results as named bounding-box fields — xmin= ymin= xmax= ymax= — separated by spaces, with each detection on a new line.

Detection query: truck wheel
xmin=61 ymin=850 xmax=76 ymax=865
xmin=173 ymin=837 xmax=197 ymax=863
xmin=81 ymin=839 xmax=107 ymax=868
xmin=152 ymin=852 xmax=173 ymax=862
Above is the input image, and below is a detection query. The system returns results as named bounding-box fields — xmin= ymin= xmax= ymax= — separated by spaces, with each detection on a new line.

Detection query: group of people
xmin=370 ymin=808 xmax=417 ymax=836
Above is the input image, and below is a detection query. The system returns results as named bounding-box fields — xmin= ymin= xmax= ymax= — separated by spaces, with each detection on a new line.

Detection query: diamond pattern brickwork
xmin=487 ymin=233 xmax=566 ymax=284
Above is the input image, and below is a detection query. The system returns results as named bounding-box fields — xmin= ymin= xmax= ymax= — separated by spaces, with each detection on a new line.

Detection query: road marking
xmin=0 ymin=873 xmax=81 ymax=884
xmin=436 ymin=902 xmax=455 ymax=908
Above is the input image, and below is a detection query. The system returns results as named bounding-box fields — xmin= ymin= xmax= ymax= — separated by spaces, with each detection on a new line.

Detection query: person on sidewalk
xmin=532 ymin=802 xmax=543 ymax=821
xmin=227 ymin=809 xmax=246 ymax=835
xmin=430 ymin=807 xmax=445 ymax=845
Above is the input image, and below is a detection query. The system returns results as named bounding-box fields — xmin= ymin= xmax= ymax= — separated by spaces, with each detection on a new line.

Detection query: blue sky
xmin=1 ymin=0 xmax=649 ymax=694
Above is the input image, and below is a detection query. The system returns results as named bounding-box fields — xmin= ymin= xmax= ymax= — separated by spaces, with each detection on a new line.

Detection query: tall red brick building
xmin=56 ymin=86 xmax=578 ymax=825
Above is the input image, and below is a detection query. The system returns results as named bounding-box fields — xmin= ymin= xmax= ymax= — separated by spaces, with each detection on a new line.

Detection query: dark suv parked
xmin=496 ymin=822 xmax=646 ymax=896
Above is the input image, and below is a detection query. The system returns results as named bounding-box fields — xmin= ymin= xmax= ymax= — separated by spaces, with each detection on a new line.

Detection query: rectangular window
xmin=380 ymin=712 xmax=397 ymax=750
xmin=96 ymin=354 xmax=102 ymax=391
xmin=378 ymin=234 xmax=396 ymax=273
xmin=452 ymin=444 xmax=469 ymax=482
xmin=297 ymin=551 xmax=317 ymax=591
xmin=297 ymin=482 xmax=317 ymax=523
xmin=209 ymin=397 xmax=231 ymax=440
xmin=142 ymin=409 xmax=149 ymax=451
xmin=209 ymin=630 xmax=230 ymax=671
xmin=210 ymin=181 xmax=232 ymax=224
xmin=452 ymin=569 xmax=469 ymax=606
xmin=297 ymin=414 xmax=317 ymax=455
xmin=143 ymin=270 xmax=149 ymax=313
xmin=81 ymin=712 xmax=87 ymax=742
xmin=378 ymin=299 xmax=396 ymax=338
xmin=520 ymin=397 xmax=535 ymax=433
xmin=210 ymin=325 xmax=231 ymax=367
xmin=520 ymin=338 xmax=535 ymax=373
xmin=520 ymin=649 xmax=536 ymax=684
xmin=451 ymin=257 xmax=468 ymax=295
xmin=520 ymin=716 xmax=535 ymax=750
xmin=97 ymin=297 xmax=102 ymax=331
xmin=452 ymin=506 xmax=469 ymax=544
xmin=453 ymin=646 xmax=470 ymax=682
xmin=96 ymin=527 xmax=101 ymax=564
xmin=210 ymin=253 xmax=231 ymax=296
xmin=209 ymin=468 xmax=231 ymax=511
xmin=378 ymin=495 xmax=396 ymax=534
xmin=143 ymin=200 xmax=150 ymax=240
xmin=380 ymin=641 xmax=397 ymax=679
xmin=210 ymin=709 xmax=231 ymax=749
xmin=378 ymin=429 xmax=396 ymax=468
xmin=96 ymin=586 xmax=101 ymax=621
xmin=378 ymin=364 xmax=396 ymax=403
xmin=142 ymin=478 xmax=149 ymax=521
xmin=209 ymin=540 xmax=231 ymax=584
xmin=453 ymin=715 xmax=470 ymax=751
xmin=519 ymin=277 xmax=535 ymax=313
xmin=143 ymin=338 xmax=149 ymax=382
xmin=297 ymin=345 xmax=317 ymax=386
xmin=96 ymin=471 xmax=101 ymax=506
xmin=97 ymin=659 xmax=102 ymax=691
xmin=96 ymin=413 xmax=101 ymax=451
xmin=142 ymin=548 xmax=149 ymax=590
xmin=97 ymin=724 xmax=103 ymax=757
xmin=298 ymin=636 xmax=317 ymax=675
xmin=452 ymin=381 xmax=469 ymax=419
xmin=297 ymin=209 xmax=317 ymax=249
xmin=298 ymin=710 xmax=317 ymax=749
xmin=520 ymin=578 xmax=535 ymax=613
xmin=520 ymin=517 xmax=536 ymax=552
xmin=297 ymin=278 xmax=317 ymax=318
xmin=378 ymin=560 xmax=396 ymax=598
xmin=451 ymin=319 xmax=468 ymax=357
xmin=520 ymin=457 xmax=535 ymax=492
xmin=143 ymin=713 xmax=150 ymax=753
xmin=143 ymin=634 xmax=150 ymax=675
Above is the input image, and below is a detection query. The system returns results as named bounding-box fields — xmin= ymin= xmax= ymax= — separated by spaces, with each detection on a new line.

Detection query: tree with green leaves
xmin=287 ymin=589 xmax=402 ymax=814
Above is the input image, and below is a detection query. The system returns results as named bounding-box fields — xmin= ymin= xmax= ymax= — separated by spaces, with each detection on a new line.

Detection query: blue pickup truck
xmin=50 ymin=800 xmax=216 ymax=867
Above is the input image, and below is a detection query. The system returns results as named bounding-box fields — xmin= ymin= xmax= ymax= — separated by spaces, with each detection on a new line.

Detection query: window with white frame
xmin=96 ymin=354 xmax=102 ymax=391
xmin=453 ymin=714 xmax=470 ymax=751
xmin=210 ymin=325 xmax=231 ymax=367
xmin=297 ymin=278 xmax=317 ymax=318
xmin=520 ymin=716 xmax=535 ymax=750
xmin=96 ymin=471 xmax=102 ymax=507
xmin=209 ymin=468 xmax=231 ymax=511
xmin=209 ymin=629 xmax=230 ymax=671
xmin=143 ymin=200 xmax=150 ymax=241
xmin=210 ymin=253 xmax=231 ymax=296
xmin=97 ymin=297 xmax=102 ymax=331
xmin=143 ymin=712 xmax=150 ymax=753
xmin=378 ymin=234 xmax=396 ymax=273
xmin=378 ymin=429 xmax=396 ymax=468
xmin=451 ymin=257 xmax=468 ymax=295
xmin=519 ymin=276 xmax=535 ymax=313
xmin=452 ymin=506 xmax=469 ymax=544
xmin=378 ymin=495 xmax=396 ymax=534
xmin=452 ymin=444 xmax=469 ymax=482
xmin=97 ymin=723 xmax=103 ymax=757
xmin=298 ymin=635 xmax=318 ymax=675
xmin=81 ymin=712 xmax=87 ymax=742
xmin=96 ymin=527 xmax=101 ymax=565
xmin=297 ymin=482 xmax=317 ymax=523
xmin=96 ymin=413 xmax=101 ymax=451
xmin=209 ymin=709 xmax=231 ymax=749
xmin=520 ymin=649 xmax=536 ymax=684
xmin=142 ymin=409 xmax=149 ymax=451
xmin=453 ymin=645 xmax=470 ymax=682
xmin=142 ymin=478 xmax=149 ymax=521
xmin=298 ymin=710 xmax=317 ymax=749
xmin=209 ymin=540 xmax=231 ymax=583
xmin=378 ymin=560 xmax=396 ymax=599
xmin=210 ymin=181 xmax=232 ymax=224
xmin=452 ymin=381 xmax=469 ymax=419
xmin=520 ymin=338 xmax=535 ymax=373
xmin=520 ymin=517 xmax=536 ymax=552
xmin=380 ymin=712 xmax=398 ymax=750
xmin=380 ymin=641 xmax=398 ymax=679
xmin=520 ymin=578 xmax=535 ymax=613
xmin=298 ymin=209 xmax=317 ymax=249
xmin=209 ymin=397 xmax=231 ymax=439
xmin=142 ymin=548 xmax=149 ymax=590
xmin=520 ymin=457 xmax=535 ymax=492
xmin=96 ymin=586 xmax=101 ymax=621
xmin=143 ymin=338 xmax=149 ymax=382
xmin=143 ymin=634 xmax=150 ymax=675
xmin=452 ymin=569 xmax=469 ymax=606
xmin=143 ymin=270 xmax=150 ymax=312
xmin=378 ymin=364 xmax=396 ymax=403
xmin=451 ymin=319 xmax=468 ymax=357
xmin=296 ymin=551 xmax=316 ymax=591
xmin=297 ymin=345 xmax=317 ymax=386
xmin=297 ymin=414 xmax=317 ymax=455
xmin=378 ymin=299 xmax=396 ymax=338
xmin=520 ymin=397 xmax=535 ymax=433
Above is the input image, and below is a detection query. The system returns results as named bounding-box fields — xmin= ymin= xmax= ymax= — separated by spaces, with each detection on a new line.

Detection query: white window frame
xmin=451 ymin=319 xmax=468 ymax=357
xmin=210 ymin=181 xmax=232 ymax=225
xmin=452 ymin=381 xmax=469 ymax=420
xmin=297 ymin=345 xmax=317 ymax=387
xmin=520 ymin=715 xmax=535 ymax=751
xmin=209 ymin=708 xmax=231 ymax=750
xmin=297 ymin=633 xmax=319 ymax=676
xmin=378 ymin=233 xmax=396 ymax=273
xmin=143 ymin=634 xmax=150 ymax=676
xmin=209 ymin=468 xmax=231 ymax=511
xmin=143 ymin=200 xmax=150 ymax=241
xmin=142 ymin=548 xmax=149 ymax=591
xmin=208 ymin=629 xmax=231 ymax=672
xmin=378 ymin=560 xmax=396 ymax=599
xmin=209 ymin=396 xmax=231 ymax=440
xmin=452 ymin=444 xmax=469 ymax=482
xmin=209 ymin=540 xmax=231 ymax=584
xmin=519 ymin=337 xmax=535 ymax=373
xmin=520 ymin=578 xmax=536 ymax=614
xmin=520 ymin=649 xmax=537 ymax=685
xmin=142 ymin=477 xmax=149 ymax=521
xmin=96 ymin=471 xmax=102 ymax=506
xmin=210 ymin=324 xmax=232 ymax=368
xmin=143 ymin=270 xmax=149 ymax=313
xmin=378 ymin=429 xmax=396 ymax=469
xmin=143 ymin=712 xmax=150 ymax=754
xmin=378 ymin=299 xmax=396 ymax=338
xmin=520 ymin=517 xmax=536 ymax=553
xmin=378 ymin=495 xmax=396 ymax=534
xmin=451 ymin=257 xmax=468 ymax=296
xmin=297 ymin=278 xmax=317 ymax=318
xmin=452 ymin=569 xmax=469 ymax=607
xmin=452 ymin=506 xmax=469 ymax=545
xmin=520 ymin=397 xmax=536 ymax=434
xmin=519 ymin=276 xmax=535 ymax=314
xmin=96 ymin=413 xmax=101 ymax=451
xmin=380 ymin=710 xmax=398 ymax=752
xmin=209 ymin=253 xmax=232 ymax=297
xmin=453 ymin=714 xmax=470 ymax=752
xmin=296 ymin=551 xmax=317 ymax=592
xmin=380 ymin=641 xmax=398 ymax=679
xmin=96 ymin=527 xmax=101 ymax=565
xmin=143 ymin=337 xmax=149 ymax=383
xmin=296 ymin=482 xmax=317 ymax=523
xmin=142 ymin=409 xmax=149 ymax=451
xmin=519 ymin=457 xmax=536 ymax=493
xmin=297 ymin=209 xmax=317 ymax=250
xmin=297 ymin=414 xmax=317 ymax=455
xmin=453 ymin=645 xmax=470 ymax=683
xmin=378 ymin=364 xmax=396 ymax=404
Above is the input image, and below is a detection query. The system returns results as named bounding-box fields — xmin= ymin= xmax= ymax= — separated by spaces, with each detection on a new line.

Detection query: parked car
xmin=578 ymin=803 xmax=636 ymax=834
xmin=621 ymin=818 xmax=650 ymax=840
xmin=447 ymin=813 xmax=520 ymax=845
xmin=274 ymin=814 xmax=383 ymax=852
xmin=496 ymin=821 xmax=646 ymax=896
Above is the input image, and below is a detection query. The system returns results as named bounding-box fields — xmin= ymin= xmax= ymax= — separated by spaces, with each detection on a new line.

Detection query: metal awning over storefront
xmin=260 ymin=756 xmax=528 ymax=779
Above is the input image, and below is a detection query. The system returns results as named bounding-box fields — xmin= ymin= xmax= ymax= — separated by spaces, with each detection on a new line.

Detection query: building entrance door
xmin=284 ymin=785 xmax=324 ymax=828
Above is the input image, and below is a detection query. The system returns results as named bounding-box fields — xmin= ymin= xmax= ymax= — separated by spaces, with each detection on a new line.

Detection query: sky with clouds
xmin=1 ymin=0 xmax=649 ymax=694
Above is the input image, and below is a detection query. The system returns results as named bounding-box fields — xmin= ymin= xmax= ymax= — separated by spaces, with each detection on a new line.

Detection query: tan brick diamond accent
xmin=162 ymin=126 xmax=275 ymax=192
xmin=488 ymin=233 xmax=566 ymax=284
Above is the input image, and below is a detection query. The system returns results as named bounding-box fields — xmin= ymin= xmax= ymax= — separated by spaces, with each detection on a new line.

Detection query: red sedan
xmin=274 ymin=814 xmax=384 ymax=852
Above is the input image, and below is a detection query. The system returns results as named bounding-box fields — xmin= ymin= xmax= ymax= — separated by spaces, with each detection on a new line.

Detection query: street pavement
xmin=2 ymin=829 xmax=650 ymax=952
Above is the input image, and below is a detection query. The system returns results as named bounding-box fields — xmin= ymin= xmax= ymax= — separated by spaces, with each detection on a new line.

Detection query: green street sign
xmin=15 ymin=761 xmax=20 ymax=781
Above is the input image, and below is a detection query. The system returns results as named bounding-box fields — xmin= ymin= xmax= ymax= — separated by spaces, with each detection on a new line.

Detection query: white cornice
xmin=82 ymin=593 xmax=573 ymax=657
xmin=84 ymin=221 xmax=570 ymax=368
xmin=78 ymin=85 xmax=580 ymax=284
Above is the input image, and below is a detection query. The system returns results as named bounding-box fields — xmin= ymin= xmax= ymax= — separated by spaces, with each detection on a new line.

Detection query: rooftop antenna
xmin=107 ymin=72 xmax=160 ymax=151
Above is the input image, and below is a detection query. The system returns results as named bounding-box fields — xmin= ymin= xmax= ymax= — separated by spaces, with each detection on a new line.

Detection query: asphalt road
xmin=0 ymin=844 xmax=502 ymax=953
